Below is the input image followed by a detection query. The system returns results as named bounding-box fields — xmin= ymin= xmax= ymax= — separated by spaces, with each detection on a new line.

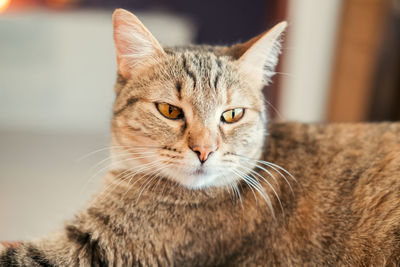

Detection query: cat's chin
xmin=167 ymin=170 xmax=233 ymax=190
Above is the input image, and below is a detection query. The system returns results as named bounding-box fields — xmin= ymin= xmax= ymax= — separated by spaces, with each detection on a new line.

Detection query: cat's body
xmin=2 ymin=122 xmax=400 ymax=266
xmin=1 ymin=9 xmax=400 ymax=266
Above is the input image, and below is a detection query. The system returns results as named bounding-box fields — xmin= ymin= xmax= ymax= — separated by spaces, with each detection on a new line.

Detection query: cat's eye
xmin=221 ymin=108 xmax=244 ymax=123
xmin=156 ymin=103 xmax=184 ymax=120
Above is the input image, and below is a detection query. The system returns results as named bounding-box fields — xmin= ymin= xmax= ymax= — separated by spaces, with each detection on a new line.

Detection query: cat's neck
xmin=98 ymin=169 xmax=235 ymax=206
xmin=81 ymin=168 xmax=281 ymax=265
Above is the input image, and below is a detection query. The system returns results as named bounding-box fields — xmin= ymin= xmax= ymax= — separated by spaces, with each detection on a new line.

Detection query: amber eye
xmin=221 ymin=108 xmax=244 ymax=123
xmin=156 ymin=103 xmax=184 ymax=120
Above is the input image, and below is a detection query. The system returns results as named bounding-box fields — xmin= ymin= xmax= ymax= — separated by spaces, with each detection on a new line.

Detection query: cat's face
xmin=110 ymin=9 xmax=286 ymax=189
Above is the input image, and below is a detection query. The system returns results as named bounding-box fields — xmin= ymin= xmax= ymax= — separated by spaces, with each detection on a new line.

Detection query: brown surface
xmin=328 ymin=0 xmax=390 ymax=122
xmin=369 ymin=3 xmax=400 ymax=121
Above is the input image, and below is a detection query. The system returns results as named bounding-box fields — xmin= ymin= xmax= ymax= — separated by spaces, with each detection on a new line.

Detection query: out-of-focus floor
xmin=0 ymin=132 xmax=110 ymax=241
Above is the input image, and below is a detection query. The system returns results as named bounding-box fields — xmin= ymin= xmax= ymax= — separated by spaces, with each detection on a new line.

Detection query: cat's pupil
xmin=169 ymin=106 xmax=173 ymax=114
xmin=231 ymin=110 xmax=236 ymax=118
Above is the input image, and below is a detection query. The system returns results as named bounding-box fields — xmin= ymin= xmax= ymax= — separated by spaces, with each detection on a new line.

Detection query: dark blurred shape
xmin=369 ymin=0 xmax=400 ymax=121
xmin=81 ymin=0 xmax=281 ymax=45
xmin=173 ymin=0 xmax=271 ymax=44
xmin=263 ymin=0 xmax=288 ymax=120
xmin=328 ymin=0 xmax=392 ymax=122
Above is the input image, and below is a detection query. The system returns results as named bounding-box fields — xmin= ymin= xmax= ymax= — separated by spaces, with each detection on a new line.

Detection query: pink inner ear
xmin=235 ymin=21 xmax=287 ymax=85
xmin=233 ymin=31 xmax=268 ymax=59
xmin=114 ymin=34 xmax=132 ymax=70
xmin=112 ymin=9 xmax=165 ymax=78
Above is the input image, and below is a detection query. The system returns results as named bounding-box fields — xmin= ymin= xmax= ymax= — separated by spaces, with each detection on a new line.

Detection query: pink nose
xmin=190 ymin=146 xmax=216 ymax=163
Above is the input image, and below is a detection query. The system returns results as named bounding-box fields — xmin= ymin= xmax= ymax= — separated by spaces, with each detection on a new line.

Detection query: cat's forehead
xmin=166 ymin=48 xmax=236 ymax=80
xmin=118 ymin=46 xmax=262 ymax=116
xmin=164 ymin=48 xmax=242 ymax=92
xmin=164 ymin=50 xmax=248 ymax=115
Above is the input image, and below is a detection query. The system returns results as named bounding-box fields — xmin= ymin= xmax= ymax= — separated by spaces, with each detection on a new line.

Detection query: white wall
xmin=279 ymin=0 xmax=343 ymax=122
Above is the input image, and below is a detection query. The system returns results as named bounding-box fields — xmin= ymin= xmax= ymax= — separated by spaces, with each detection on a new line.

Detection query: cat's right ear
xmin=112 ymin=9 xmax=165 ymax=79
xmin=234 ymin=22 xmax=287 ymax=86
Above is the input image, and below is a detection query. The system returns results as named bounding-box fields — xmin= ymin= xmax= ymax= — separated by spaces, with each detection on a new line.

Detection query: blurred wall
xmin=279 ymin=0 xmax=343 ymax=122
xmin=0 ymin=10 xmax=195 ymax=134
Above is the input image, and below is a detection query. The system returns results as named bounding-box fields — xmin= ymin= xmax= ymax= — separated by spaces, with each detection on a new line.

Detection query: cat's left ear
xmin=112 ymin=9 xmax=165 ymax=79
xmin=236 ymin=22 xmax=287 ymax=85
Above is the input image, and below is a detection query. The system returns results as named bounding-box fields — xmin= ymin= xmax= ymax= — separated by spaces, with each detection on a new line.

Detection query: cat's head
xmin=110 ymin=9 xmax=286 ymax=189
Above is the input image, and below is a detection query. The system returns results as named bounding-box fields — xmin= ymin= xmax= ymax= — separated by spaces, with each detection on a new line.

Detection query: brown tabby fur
xmin=1 ymin=123 xmax=400 ymax=266
xmin=1 ymin=9 xmax=400 ymax=267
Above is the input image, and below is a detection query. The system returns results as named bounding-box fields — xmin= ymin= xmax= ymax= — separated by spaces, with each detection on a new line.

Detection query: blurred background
xmin=0 ymin=0 xmax=399 ymax=240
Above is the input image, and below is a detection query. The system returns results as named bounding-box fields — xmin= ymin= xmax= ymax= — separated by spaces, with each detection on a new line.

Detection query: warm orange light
xmin=45 ymin=0 xmax=73 ymax=9
xmin=0 ymin=0 xmax=11 ymax=13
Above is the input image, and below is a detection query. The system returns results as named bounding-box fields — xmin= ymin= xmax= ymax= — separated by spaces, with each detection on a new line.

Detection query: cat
xmin=1 ymin=8 xmax=400 ymax=266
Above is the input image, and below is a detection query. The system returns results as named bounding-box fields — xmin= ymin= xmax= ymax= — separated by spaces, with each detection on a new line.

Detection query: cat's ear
xmin=112 ymin=9 xmax=165 ymax=79
xmin=236 ymin=22 xmax=287 ymax=85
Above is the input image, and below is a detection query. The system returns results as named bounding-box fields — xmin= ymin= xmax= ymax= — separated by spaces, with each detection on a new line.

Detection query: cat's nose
xmin=190 ymin=145 xmax=216 ymax=164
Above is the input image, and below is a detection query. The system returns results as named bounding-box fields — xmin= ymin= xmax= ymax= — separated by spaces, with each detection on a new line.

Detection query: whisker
xmin=241 ymin=159 xmax=294 ymax=195
xmin=231 ymin=169 xmax=259 ymax=204
xmin=274 ymin=71 xmax=296 ymax=78
xmin=113 ymin=162 xmax=152 ymax=184
xmin=77 ymin=145 xmax=160 ymax=161
xmin=217 ymin=170 xmax=236 ymax=204
xmin=263 ymin=99 xmax=283 ymax=120
xmin=245 ymin=156 xmax=297 ymax=183
xmin=233 ymin=168 xmax=275 ymax=217
xmin=80 ymin=152 xmax=158 ymax=196
xmin=131 ymin=161 xmax=165 ymax=200
xmin=234 ymin=183 xmax=243 ymax=205
xmin=255 ymin=163 xmax=295 ymax=194
xmin=236 ymin=164 xmax=284 ymax=214
xmin=244 ymin=160 xmax=279 ymax=185
xmin=119 ymin=159 xmax=165 ymax=194
xmin=234 ymin=154 xmax=297 ymax=190
xmin=221 ymin=169 xmax=243 ymax=206
xmin=252 ymin=160 xmax=297 ymax=193
xmin=77 ymin=146 xmax=129 ymax=161
xmin=226 ymin=183 xmax=235 ymax=204
xmin=95 ymin=159 xmax=162 ymax=203
xmin=135 ymin=164 xmax=173 ymax=204
xmin=150 ymin=159 xmax=176 ymax=196
xmin=89 ymin=176 xmax=127 ymax=205
xmin=120 ymin=156 xmax=177 ymax=202
xmin=92 ymin=154 xmax=157 ymax=183
xmin=91 ymin=151 xmax=157 ymax=172
xmin=260 ymin=161 xmax=297 ymax=183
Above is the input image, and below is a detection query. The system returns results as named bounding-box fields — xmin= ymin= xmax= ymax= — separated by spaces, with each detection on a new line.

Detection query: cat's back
xmin=267 ymin=122 xmax=400 ymax=182
xmin=263 ymin=122 xmax=400 ymax=265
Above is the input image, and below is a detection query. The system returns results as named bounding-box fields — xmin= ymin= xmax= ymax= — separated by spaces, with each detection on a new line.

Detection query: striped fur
xmin=2 ymin=123 xmax=400 ymax=266
xmin=1 ymin=9 xmax=399 ymax=266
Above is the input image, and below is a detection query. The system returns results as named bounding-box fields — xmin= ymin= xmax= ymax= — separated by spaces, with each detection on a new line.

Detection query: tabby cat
xmin=1 ymin=8 xmax=400 ymax=266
